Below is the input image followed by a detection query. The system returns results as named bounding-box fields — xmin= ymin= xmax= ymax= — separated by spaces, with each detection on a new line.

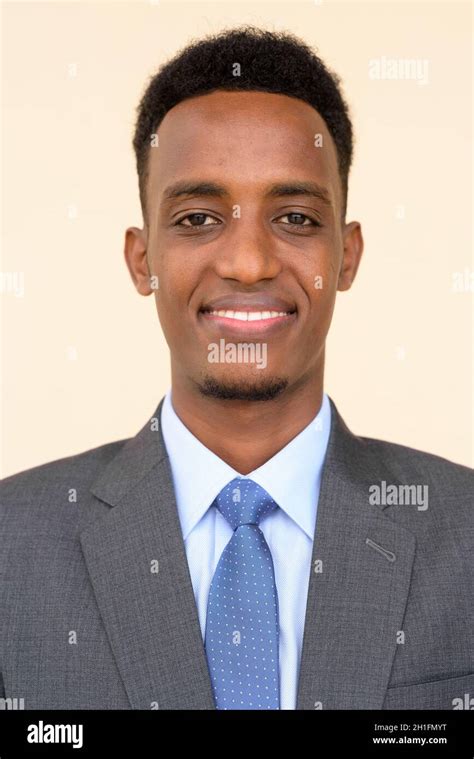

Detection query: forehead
xmin=147 ymin=90 xmax=340 ymax=207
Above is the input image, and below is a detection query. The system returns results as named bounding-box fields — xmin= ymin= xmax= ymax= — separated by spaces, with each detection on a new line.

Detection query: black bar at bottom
xmin=0 ymin=709 xmax=473 ymax=757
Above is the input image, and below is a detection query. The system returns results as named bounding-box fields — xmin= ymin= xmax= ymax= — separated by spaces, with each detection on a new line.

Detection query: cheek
xmin=297 ymin=248 xmax=340 ymax=309
xmin=152 ymin=250 xmax=190 ymax=304
xmin=153 ymin=260 xmax=201 ymax=337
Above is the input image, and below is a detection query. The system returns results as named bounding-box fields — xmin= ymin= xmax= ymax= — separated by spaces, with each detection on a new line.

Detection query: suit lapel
xmin=296 ymin=399 xmax=416 ymax=709
xmin=80 ymin=399 xmax=215 ymax=709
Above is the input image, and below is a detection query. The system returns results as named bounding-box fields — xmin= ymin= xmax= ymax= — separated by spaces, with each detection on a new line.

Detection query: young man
xmin=1 ymin=27 xmax=472 ymax=711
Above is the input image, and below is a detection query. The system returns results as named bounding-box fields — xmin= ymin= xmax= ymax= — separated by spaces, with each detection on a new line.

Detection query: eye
xmin=175 ymin=213 xmax=221 ymax=227
xmin=275 ymin=212 xmax=321 ymax=228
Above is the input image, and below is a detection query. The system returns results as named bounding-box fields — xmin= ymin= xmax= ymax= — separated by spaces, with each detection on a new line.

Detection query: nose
xmin=213 ymin=219 xmax=282 ymax=285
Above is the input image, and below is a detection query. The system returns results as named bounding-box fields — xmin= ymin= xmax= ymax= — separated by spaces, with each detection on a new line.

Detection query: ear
xmin=337 ymin=221 xmax=364 ymax=292
xmin=124 ymin=226 xmax=153 ymax=296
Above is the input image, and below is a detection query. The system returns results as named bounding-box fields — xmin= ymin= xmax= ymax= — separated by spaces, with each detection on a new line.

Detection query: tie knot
xmin=214 ymin=477 xmax=278 ymax=531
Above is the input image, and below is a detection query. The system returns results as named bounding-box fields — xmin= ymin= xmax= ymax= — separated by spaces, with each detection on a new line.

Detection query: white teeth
xmin=208 ymin=310 xmax=290 ymax=321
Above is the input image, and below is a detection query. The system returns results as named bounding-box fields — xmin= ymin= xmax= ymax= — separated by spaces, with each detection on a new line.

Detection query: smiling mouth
xmin=201 ymin=309 xmax=295 ymax=322
xmin=198 ymin=307 xmax=297 ymax=336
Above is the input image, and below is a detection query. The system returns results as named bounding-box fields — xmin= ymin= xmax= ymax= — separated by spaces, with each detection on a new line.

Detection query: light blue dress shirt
xmin=160 ymin=389 xmax=332 ymax=709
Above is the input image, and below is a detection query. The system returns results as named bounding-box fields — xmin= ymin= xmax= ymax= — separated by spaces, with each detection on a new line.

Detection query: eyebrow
xmin=162 ymin=180 xmax=332 ymax=207
xmin=267 ymin=182 xmax=332 ymax=207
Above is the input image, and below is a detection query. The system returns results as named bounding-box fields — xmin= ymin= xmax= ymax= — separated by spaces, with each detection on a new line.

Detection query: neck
xmin=169 ymin=370 xmax=324 ymax=475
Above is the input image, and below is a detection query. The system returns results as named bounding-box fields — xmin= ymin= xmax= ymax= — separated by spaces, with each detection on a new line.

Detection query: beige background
xmin=1 ymin=0 xmax=472 ymax=476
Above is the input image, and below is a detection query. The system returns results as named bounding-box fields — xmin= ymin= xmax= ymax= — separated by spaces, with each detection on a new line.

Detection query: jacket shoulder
xmin=0 ymin=439 xmax=129 ymax=513
xmin=350 ymin=433 xmax=473 ymax=536
xmin=359 ymin=433 xmax=473 ymax=491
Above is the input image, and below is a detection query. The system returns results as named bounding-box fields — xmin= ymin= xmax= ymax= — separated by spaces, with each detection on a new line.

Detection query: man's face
xmin=125 ymin=90 xmax=362 ymax=401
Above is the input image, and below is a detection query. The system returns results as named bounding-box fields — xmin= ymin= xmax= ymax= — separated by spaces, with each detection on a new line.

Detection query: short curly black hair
xmin=132 ymin=25 xmax=354 ymax=224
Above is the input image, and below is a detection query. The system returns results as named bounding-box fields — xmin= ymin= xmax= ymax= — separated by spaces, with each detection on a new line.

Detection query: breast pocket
xmin=383 ymin=673 xmax=474 ymax=710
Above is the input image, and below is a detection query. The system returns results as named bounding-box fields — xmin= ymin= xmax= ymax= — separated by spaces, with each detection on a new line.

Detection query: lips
xmin=206 ymin=309 xmax=289 ymax=321
xmin=198 ymin=296 xmax=297 ymax=337
xmin=199 ymin=311 xmax=296 ymax=338
xmin=200 ymin=294 xmax=296 ymax=316
xmin=198 ymin=294 xmax=297 ymax=337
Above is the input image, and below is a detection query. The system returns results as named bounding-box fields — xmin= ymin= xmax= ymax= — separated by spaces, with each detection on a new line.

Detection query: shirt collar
xmin=160 ymin=389 xmax=331 ymax=541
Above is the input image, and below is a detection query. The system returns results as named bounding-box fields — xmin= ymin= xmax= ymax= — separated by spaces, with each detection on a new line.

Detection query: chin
xmin=194 ymin=374 xmax=289 ymax=402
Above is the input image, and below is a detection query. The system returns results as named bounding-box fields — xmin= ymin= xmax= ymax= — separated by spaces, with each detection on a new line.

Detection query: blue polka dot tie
xmin=204 ymin=477 xmax=280 ymax=709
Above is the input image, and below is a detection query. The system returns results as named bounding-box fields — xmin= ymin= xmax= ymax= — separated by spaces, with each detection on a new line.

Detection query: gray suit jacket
xmin=1 ymin=396 xmax=473 ymax=710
